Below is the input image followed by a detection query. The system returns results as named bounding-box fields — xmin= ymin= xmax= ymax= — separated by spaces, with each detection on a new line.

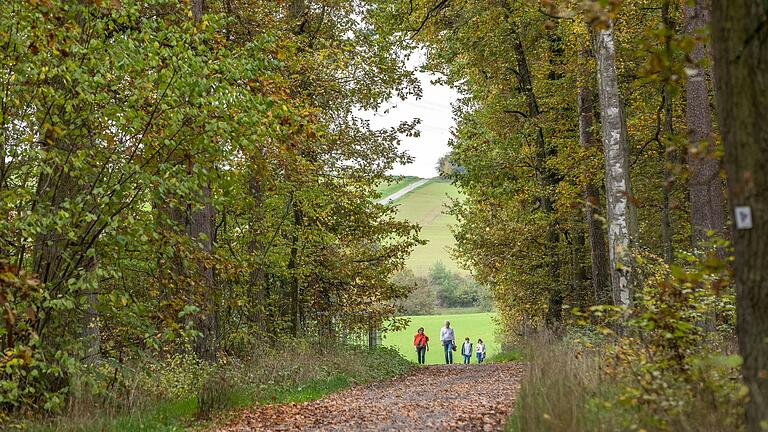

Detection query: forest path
xmin=216 ymin=363 xmax=524 ymax=432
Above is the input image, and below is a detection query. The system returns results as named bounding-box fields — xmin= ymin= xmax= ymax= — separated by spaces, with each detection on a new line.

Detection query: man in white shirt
xmin=440 ymin=320 xmax=455 ymax=364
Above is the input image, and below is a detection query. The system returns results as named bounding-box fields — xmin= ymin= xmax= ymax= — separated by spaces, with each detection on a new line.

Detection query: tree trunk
xmin=33 ymin=128 xmax=79 ymax=287
xmin=659 ymin=0 xmax=678 ymax=266
xmin=247 ymin=170 xmax=267 ymax=337
xmin=190 ymin=182 xmax=218 ymax=361
xmin=185 ymin=0 xmax=218 ymax=362
xmin=578 ymin=42 xmax=611 ymax=304
xmin=710 ymin=1 xmax=768 ymax=430
xmin=661 ymin=88 xmax=675 ymax=264
xmin=509 ymin=24 xmax=563 ymax=328
xmin=287 ymin=198 xmax=304 ymax=337
xmin=685 ymin=0 xmax=728 ymax=251
xmin=289 ymin=0 xmax=307 ymax=33
xmin=593 ymin=22 xmax=637 ymax=307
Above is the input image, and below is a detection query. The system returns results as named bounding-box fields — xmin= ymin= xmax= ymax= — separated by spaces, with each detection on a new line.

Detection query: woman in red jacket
xmin=413 ymin=327 xmax=429 ymax=364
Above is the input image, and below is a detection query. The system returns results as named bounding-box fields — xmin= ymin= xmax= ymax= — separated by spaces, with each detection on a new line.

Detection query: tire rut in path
xmin=216 ymin=363 xmax=524 ymax=432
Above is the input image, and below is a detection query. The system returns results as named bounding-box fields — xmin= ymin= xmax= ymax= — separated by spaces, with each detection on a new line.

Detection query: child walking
xmin=461 ymin=337 xmax=473 ymax=364
xmin=476 ymin=338 xmax=486 ymax=364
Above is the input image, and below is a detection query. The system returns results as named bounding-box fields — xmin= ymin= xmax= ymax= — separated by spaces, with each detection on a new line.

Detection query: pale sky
xmin=357 ymin=58 xmax=460 ymax=179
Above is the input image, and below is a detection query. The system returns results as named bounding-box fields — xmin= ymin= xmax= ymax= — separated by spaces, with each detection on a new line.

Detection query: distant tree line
xmin=394 ymin=263 xmax=492 ymax=315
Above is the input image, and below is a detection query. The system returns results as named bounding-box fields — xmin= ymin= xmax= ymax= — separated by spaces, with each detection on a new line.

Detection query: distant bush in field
xmin=392 ymin=269 xmax=436 ymax=315
xmin=392 ymin=264 xmax=492 ymax=315
xmin=429 ymin=262 xmax=491 ymax=310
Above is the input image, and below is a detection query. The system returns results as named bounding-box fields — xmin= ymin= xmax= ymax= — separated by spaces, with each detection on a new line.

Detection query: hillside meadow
xmin=390 ymin=179 xmax=466 ymax=276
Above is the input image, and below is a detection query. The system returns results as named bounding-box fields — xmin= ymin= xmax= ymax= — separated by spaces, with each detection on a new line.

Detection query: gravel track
xmin=216 ymin=363 xmax=524 ymax=432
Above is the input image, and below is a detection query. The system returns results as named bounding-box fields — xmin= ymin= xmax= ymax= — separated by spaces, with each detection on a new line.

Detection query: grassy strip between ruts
xmin=28 ymin=345 xmax=412 ymax=432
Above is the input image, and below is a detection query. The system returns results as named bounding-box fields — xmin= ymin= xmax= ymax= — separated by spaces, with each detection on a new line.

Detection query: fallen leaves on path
xmin=215 ymin=363 xmax=524 ymax=431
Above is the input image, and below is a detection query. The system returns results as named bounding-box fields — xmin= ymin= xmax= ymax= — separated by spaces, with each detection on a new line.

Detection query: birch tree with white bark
xmin=593 ymin=21 xmax=637 ymax=307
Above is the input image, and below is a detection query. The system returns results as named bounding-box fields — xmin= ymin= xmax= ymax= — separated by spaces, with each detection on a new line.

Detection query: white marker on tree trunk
xmin=593 ymin=22 xmax=637 ymax=307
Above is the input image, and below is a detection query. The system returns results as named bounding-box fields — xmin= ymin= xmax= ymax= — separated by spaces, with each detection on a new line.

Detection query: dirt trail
xmin=216 ymin=363 xmax=524 ymax=432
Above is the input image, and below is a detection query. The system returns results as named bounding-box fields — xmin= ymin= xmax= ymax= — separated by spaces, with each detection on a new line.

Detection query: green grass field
xmin=384 ymin=312 xmax=498 ymax=365
xmin=375 ymin=176 xmax=422 ymax=198
xmin=391 ymin=179 xmax=465 ymax=275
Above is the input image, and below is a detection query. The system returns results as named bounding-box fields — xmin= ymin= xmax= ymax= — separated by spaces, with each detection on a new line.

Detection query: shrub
xmin=511 ymin=249 xmax=743 ymax=431
xmin=393 ymin=269 xmax=436 ymax=315
xmin=0 ymin=261 xmax=76 ymax=414
xmin=197 ymin=368 xmax=234 ymax=419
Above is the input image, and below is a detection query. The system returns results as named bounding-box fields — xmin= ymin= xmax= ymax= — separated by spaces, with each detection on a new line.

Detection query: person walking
xmin=461 ymin=337 xmax=473 ymax=364
xmin=413 ymin=327 xmax=429 ymax=364
xmin=440 ymin=320 xmax=455 ymax=364
xmin=476 ymin=338 xmax=486 ymax=364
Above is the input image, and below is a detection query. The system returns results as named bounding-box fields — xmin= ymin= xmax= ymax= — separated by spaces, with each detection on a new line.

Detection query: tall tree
xmin=508 ymin=18 xmax=563 ymax=327
xmin=660 ymin=0 xmax=677 ymax=264
xmin=578 ymin=40 xmax=611 ymax=304
xmin=593 ymin=20 xmax=637 ymax=306
xmin=159 ymin=0 xmax=218 ymax=361
xmin=685 ymin=0 xmax=727 ymax=251
xmin=710 ymin=1 xmax=768 ymax=429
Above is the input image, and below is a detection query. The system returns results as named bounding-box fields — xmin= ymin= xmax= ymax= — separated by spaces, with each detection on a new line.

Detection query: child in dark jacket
xmin=461 ymin=337 xmax=473 ymax=364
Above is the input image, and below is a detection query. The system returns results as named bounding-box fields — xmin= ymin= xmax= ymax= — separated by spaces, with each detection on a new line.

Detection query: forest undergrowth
xmin=508 ymin=250 xmax=743 ymax=431
xmin=24 ymin=343 xmax=411 ymax=432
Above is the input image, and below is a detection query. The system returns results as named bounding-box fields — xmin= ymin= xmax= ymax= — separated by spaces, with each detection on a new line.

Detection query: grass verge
xmin=505 ymin=333 xmax=742 ymax=432
xmin=486 ymin=349 xmax=523 ymax=364
xmin=28 ymin=344 xmax=412 ymax=432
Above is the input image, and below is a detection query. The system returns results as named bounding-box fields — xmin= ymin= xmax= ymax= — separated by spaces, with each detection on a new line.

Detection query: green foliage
xmin=1 ymin=0 xmax=423 ymax=418
xmin=0 ymin=261 xmax=75 ymax=414
xmin=390 ymin=0 xmax=709 ymax=333
xmin=561 ymin=249 xmax=743 ymax=430
xmin=392 ymin=264 xmax=491 ymax=316
xmin=392 ymin=269 xmax=436 ymax=316
xmin=428 ymin=262 xmax=490 ymax=309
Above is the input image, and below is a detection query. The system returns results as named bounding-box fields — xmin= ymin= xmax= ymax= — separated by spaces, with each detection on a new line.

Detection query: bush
xmin=141 ymin=351 xmax=208 ymax=400
xmin=0 ymin=261 xmax=76 ymax=414
xmin=393 ymin=269 xmax=436 ymax=315
xmin=510 ymin=250 xmax=743 ymax=431
xmin=428 ymin=262 xmax=492 ymax=310
xmin=197 ymin=368 xmax=235 ymax=419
